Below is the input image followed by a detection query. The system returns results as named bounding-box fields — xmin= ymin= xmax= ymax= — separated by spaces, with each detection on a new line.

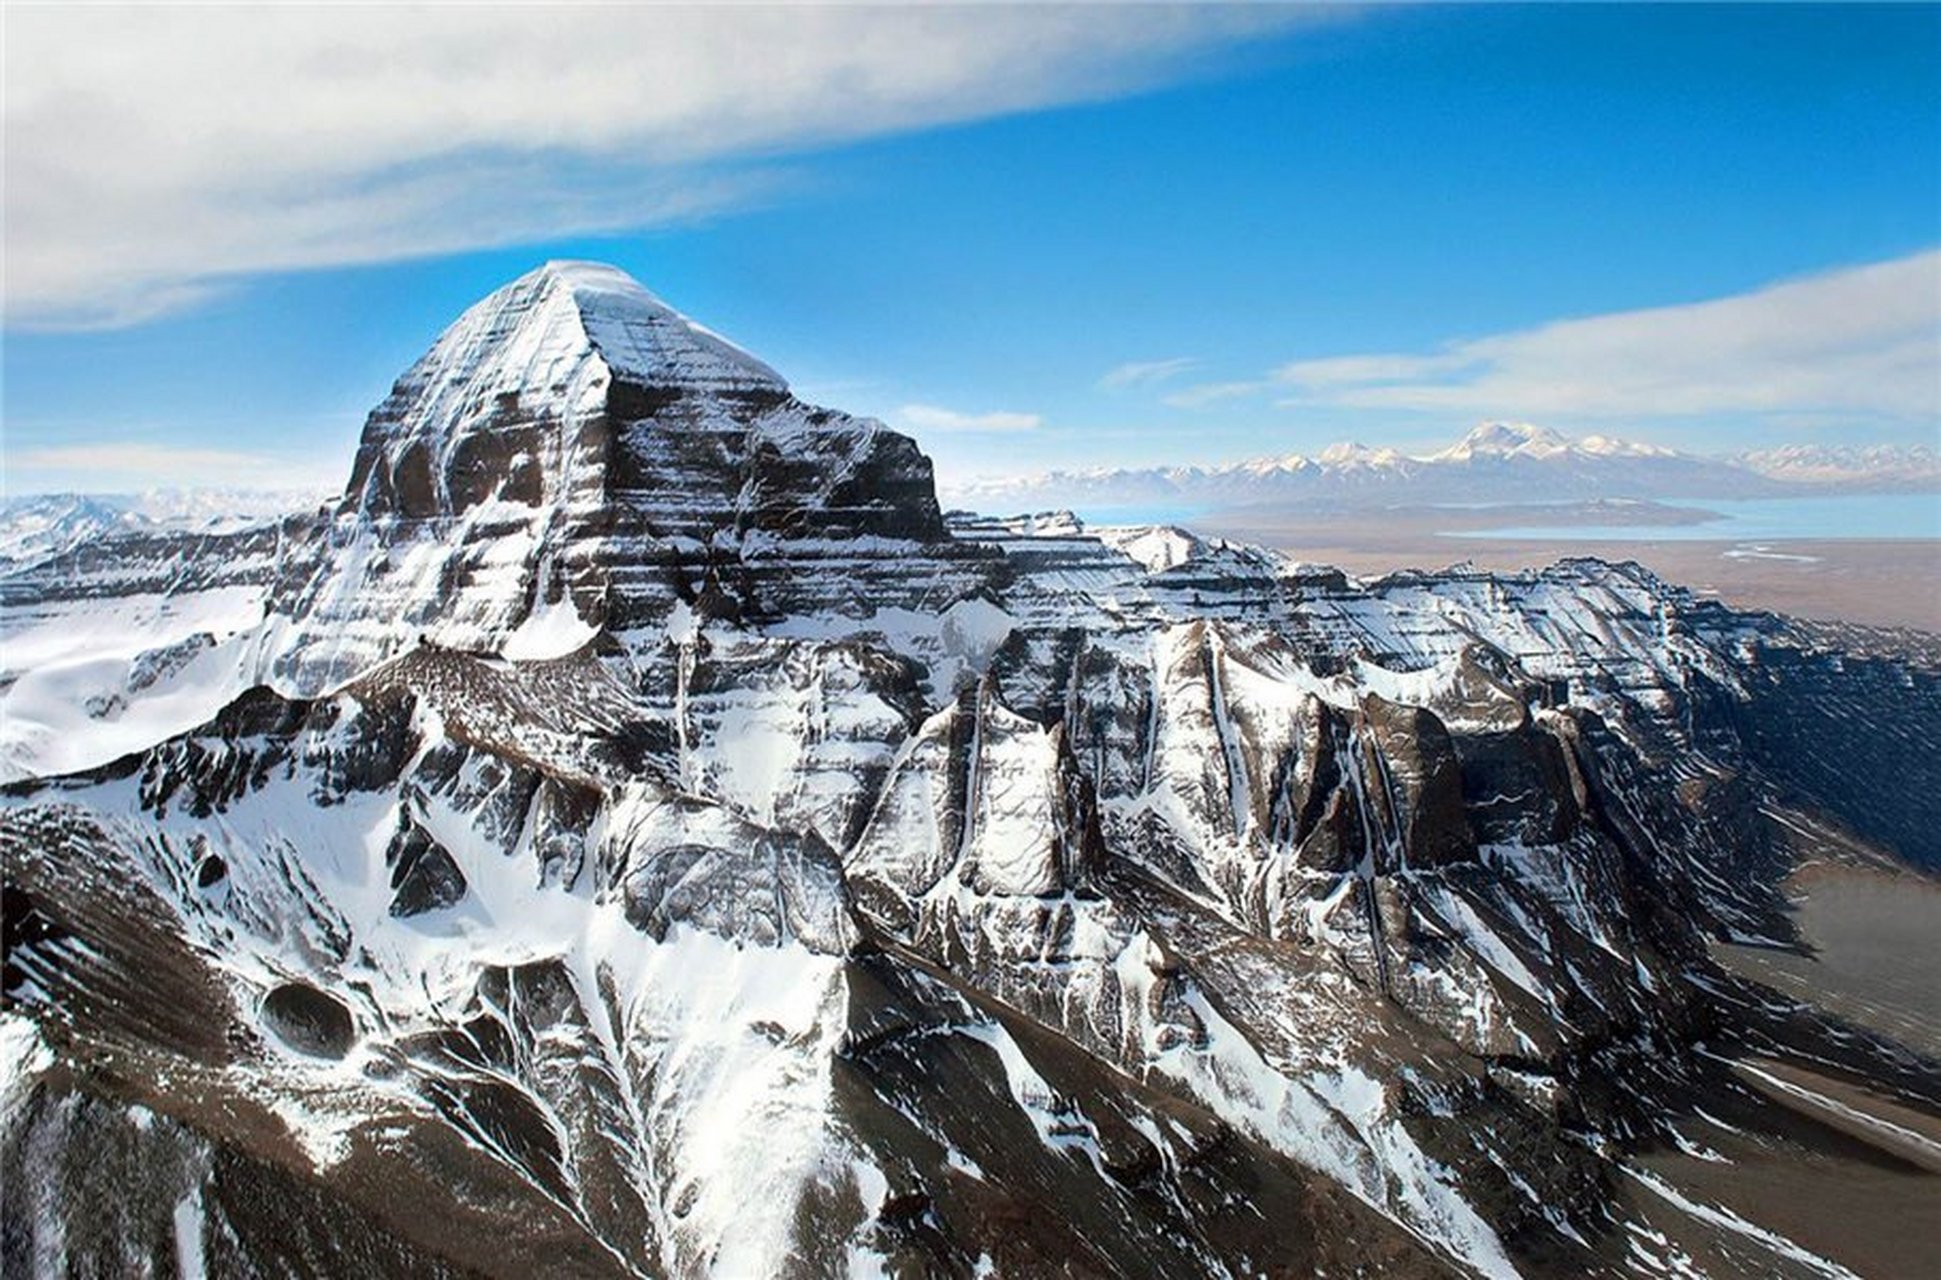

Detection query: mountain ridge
xmin=941 ymin=421 xmax=1937 ymax=512
xmin=4 ymin=262 xmax=1939 ymax=1279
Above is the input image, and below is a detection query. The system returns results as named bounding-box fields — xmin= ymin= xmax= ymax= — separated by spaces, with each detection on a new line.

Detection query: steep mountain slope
xmin=5 ymin=264 xmax=1939 ymax=1279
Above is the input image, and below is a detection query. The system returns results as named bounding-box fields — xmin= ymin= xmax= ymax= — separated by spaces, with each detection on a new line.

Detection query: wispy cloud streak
xmin=1164 ymin=380 xmax=1269 ymax=409
xmin=1275 ymin=250 xmax=1941 ymax=422
xmin=1099 ymin=357 xmax=1198 ymax=390
xmin=4 ymin=6 xmax=1326 ymax=328
xmin=895 ymin=404 xmax=1042 ymax=434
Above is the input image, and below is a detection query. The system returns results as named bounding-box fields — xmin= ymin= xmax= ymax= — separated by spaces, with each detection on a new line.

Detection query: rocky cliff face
xmin=4 ymin=265 xmax=1939 ymax=1279
xmin=276 ymin=260 xmax=986 ymax=691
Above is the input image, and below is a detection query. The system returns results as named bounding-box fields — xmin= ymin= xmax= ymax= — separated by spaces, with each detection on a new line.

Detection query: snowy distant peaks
xmin=939 ymin=420 xmax=1770 ymax=511
xmin=1429 ymin=421 xmax=1683 ymax=463
xmin=1463 ymin=420 xmax=1564 ymax=452
xmin=0 ymin=488 xmax=327 ymax=566
xmin=1316 ymin=440 xmax=1407 ymax=468
xmin=1738 ymin=441 xmax=1940 ymax=488
xmin=1432 ymin=421 xmax=1568 ymax=461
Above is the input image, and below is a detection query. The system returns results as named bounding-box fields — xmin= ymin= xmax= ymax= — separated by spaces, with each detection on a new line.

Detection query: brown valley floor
xmin=1198 ymin=507 xmax=1941 ymax=634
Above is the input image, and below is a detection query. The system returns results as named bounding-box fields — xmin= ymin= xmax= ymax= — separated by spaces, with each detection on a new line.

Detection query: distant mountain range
xmin=0 ymin=488 xmax=330 ymax=567
xmin=1733 ymin=441 xmax=1941 ymax=490
xmin=940 ymin=421 xmax=1940 ymax=513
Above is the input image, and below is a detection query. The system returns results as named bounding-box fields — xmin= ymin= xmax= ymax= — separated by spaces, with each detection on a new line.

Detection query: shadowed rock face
xmin=263 ymin=261 xmax=982 ymax=689
xmin=385 ymin=821 xmax=468 ymax=918
xmin=261 ymin=983 xmax=357 ymax=1059
xmin=344 ymin=262 xmax=948 ymax=542
xmin=1357 ymin=695 xmax=1475 ymax=871
xmin=343 ymin=260 xmax=788 ymax=523
xmin=5 ymin=264 xmax=1941 ymax=1280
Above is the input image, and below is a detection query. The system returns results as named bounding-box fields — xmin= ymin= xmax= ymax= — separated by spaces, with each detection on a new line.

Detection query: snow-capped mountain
xmin=0 ymin=494 xmax=149 ymax=567
xmin=4 ymin=263 xmax=1938 ymax=1279
xmin=1736 ymin=441 xmax=1941 ymax=490
xmin=0 ymin=489 xmax=329 ymax=568
xmin=941 ymin=421 xmax=1888 ymax=513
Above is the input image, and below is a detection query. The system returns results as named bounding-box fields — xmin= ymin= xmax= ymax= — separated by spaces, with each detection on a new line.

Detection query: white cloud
xmin=1277 ymin=352 xmax=1467 ymax=388
xmin=3 ymin=5 xmax=1325 ymax=328
xmin=895 ymin=404 xmax=1042 ymax=434
xmin=1275 ymin=250 xmax=1941 ymax=422
xmin=1099 ymin=357 xmax=1198 ymax=390
xmin=1163 ymin=380 xmax=1269 ymax=409
xmin=6 ymin=442 xmax=342 ymax=494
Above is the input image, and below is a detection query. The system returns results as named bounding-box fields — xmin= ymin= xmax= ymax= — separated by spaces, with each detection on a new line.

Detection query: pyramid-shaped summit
xmin=474 ymin=260 xmax=786 ymax=397
xmin=336 ymin=259 xmax=949 ymax=540
xmin=343 ymin=261 xmax=792 ymax=520
xmin=286 ymin=262 xmax=979 ymax=687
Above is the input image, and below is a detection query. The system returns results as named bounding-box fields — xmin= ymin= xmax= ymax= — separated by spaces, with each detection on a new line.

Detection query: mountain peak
xmin=1317 ymin=440 xmax=1405 ymax=467
xmin=489 ymin=260 xmax=787 ymax=396
xmin=1455 ymin=421 xmax=1568 ymax=454
xmin=1421 ymin=420 xmax=1572 ymax=463
xmin=316 ymin=261 xmax=951 ymax=670
xmin=1436 ymin=421 xmax=1683 ymax=462
xmin=1317 ymin=440 xmax=1373 ymax=465
xmin=341 ymin=262 xmax=792 ymax=517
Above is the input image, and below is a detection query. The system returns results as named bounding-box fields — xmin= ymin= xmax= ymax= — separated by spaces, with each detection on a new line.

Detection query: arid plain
xmin=1200 ymin=505 xmax=1941 ymax=634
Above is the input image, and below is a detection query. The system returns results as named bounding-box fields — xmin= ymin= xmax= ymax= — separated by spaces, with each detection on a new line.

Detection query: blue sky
xmin=5 ymin=4 xmax=1937 ymax=493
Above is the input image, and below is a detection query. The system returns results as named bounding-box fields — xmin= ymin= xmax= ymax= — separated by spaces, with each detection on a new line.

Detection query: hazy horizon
xmin=6 ymin=4 xmax=1938 ymax=495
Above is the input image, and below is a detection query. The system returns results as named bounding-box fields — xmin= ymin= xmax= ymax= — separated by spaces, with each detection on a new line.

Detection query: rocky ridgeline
xmin=3 ymin=264 xmax=1939 ymax=1279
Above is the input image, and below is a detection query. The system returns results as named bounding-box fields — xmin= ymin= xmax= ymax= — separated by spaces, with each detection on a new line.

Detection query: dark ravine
xmin=3 ymin=262 xmax=1939 ymax=1279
